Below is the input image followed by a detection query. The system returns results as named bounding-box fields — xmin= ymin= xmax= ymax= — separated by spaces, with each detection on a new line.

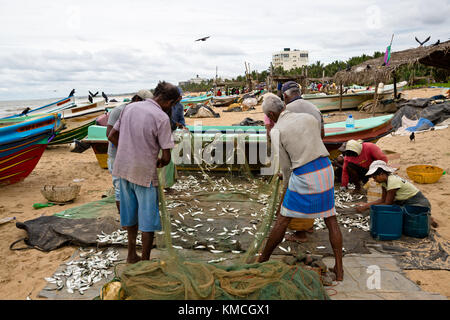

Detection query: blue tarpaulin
xmin=406 ymin=118 xmax=435 ymax=132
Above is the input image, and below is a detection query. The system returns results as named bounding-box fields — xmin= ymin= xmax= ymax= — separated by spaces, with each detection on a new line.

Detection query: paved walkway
xmin=322 ymin=249 xmax=446 ymax=300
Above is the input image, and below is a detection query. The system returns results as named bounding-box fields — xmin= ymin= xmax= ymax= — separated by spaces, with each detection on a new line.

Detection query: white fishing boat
xmin=302 ymin=81 xmax=407 ymax=111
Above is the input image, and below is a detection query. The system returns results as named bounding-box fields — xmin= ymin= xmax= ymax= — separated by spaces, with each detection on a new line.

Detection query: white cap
xmin=366 ymin=160 xmax=397 ymax=176
xmin=136 ymin=89 xmax=153 ymax=100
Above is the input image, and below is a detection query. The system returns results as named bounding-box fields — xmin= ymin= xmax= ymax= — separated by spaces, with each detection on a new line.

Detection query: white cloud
xmin=0 ymin=0 xmax=448 ymax=100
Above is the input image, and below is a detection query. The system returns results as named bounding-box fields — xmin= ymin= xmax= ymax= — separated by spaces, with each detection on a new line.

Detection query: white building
xmin=179 ymin=75 xmax=208 ymax=87
xmin=272 ymin=48 xmax=309 ymax=71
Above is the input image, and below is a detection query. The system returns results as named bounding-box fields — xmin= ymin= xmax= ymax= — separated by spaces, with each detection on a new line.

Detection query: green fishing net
xmin=103 ymin=168 xmax=329 ymax=300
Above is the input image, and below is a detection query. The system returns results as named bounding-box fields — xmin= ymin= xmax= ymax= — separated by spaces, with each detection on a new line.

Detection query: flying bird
xmin=102 ymin=91 xmax=108 ymax=103
xmin=88 ymin=95 xmax=93 ymax=104
xmin=432 ymin=39 xmax=440 ymax=46
xmin=89 ymin=91 xmax=99 ymax=97
xmin=409 ymin=131 xmax=415 ymax=142
xmin=69 ymin=89 xmax=75 ymax=97
xmin=415 ymin=36 xmax=430 ymax=46
xmin=195 ymin=36 xmax=210 ymax=42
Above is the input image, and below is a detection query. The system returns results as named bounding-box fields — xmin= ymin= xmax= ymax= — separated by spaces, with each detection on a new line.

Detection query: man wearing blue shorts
xmin=106 ymin=89 xmax=154 ymax=214
xmin=108 ymin=82 xmax=181 ymax=263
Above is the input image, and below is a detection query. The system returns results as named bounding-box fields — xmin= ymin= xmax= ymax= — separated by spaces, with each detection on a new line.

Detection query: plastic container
xmin=370 ymin=205 xmax=403 ymax=240
xmin=403 ymin=205 xmax=430 ymax=238
xmin=406 ymin=165 xmax=444 ymax=184
xmin=345 ymin=114 xmax=355 ymax=129
xmin=363 ymin=180 xmax=382 ymax=203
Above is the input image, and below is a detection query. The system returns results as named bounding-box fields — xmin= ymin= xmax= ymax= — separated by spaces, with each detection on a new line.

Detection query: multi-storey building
xmin=272 ymin=48 xmax=309 ymax=71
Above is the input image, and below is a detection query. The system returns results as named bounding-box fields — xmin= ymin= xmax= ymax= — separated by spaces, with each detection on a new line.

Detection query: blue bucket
xmin=370 ymin=205 xmax=403 ymax=241
xmin=403 ymin=206 xmax=430 ymax=238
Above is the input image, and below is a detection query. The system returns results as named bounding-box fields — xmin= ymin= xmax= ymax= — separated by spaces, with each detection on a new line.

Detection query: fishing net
xmin=102 ymin=167 xmax=329 ymax=300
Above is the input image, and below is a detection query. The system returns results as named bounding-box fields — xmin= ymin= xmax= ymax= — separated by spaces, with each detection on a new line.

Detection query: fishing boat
xmin=0 ymin=113 xmax=62 ymax=186
xmin=81 ymin=125 xmax=109 ymax=169
xmin=80 ymin=114 xmax=394 ymax=172
xmin=1 ymin=96 xmax=76 ymax=119
xmin=49 ymin=99 xmax=110 ymax=145
xmin=302 ymin=81 xmax=407 ymax=111
xmin=180 ymin=93 xmax=213 ymax=111
xmin=211 ymin=95 xmax=239 ymax=107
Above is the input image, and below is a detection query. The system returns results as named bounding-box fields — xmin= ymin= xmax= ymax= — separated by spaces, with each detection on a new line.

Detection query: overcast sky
xmin=0 ymin=0 xmax=449 ymax=100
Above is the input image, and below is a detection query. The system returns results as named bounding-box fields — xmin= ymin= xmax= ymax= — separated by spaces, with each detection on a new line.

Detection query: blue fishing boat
xmin=0 ymin=114 xmax=62 ymax=185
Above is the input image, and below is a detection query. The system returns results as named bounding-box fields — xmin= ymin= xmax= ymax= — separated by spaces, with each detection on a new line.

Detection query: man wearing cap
xmin=106 ymin=89 xmax=154 ymax=214
xmin=264 ymin=81 xmax=324 ymax=139
xmin=258 ymin=94 xmax=344 ymax=281
xmin=107 ymin=81 xmax=181 ymax=264
xmin=340 ymin=139 xmax=388 ymax=192
xmin=263 ymin=82 xmax=325 ymax=243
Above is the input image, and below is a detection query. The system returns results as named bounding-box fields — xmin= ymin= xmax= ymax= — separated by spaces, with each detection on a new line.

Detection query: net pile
xmin=118 ymin=259 xmax=329 ymax=300
xmin=101 ymin=169 xmax=329 ymax=300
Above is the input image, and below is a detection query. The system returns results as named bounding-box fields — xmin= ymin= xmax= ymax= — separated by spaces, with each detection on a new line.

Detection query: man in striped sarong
xmin=258 ymin=94 xmax=343 ymax=281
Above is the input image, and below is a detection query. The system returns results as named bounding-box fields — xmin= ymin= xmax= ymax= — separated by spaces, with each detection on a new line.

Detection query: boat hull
xmin=81 ymin=114 xmax=394 ymax=172
xmin=50 ymin=120 xmax=96 ymax=145
xmin=303 ymin=81 xmax=407 ymax=111
xmin=0 ymin=136 xmax=49 ymax=186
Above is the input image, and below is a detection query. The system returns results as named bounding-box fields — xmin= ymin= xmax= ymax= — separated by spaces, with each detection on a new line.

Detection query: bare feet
xmin=285 ymin=231 xmax=308 ymax=243
xmin=331 ymin=265 xmax=344 ymax=281
xmin=127 ymin=254 xmax=141 ymax=264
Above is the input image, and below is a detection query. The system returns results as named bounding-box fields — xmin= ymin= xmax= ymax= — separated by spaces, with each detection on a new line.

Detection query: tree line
xmin=180 ymin=51 xmax=448 ymax=92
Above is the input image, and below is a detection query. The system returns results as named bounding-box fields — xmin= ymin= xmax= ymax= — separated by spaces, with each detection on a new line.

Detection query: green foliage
xmin=180 ymin=79 xmax=214 ymax=92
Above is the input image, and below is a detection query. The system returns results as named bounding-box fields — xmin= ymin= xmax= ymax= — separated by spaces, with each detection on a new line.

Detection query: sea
xmin=0 ymin=98 xmax=65 ymax=118
xmin=0 ymin=94 xmax=132 ymax=118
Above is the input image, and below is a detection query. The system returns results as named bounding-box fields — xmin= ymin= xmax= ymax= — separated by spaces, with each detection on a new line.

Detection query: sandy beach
xmin=0 ymin=88 xmax=448 ymax=299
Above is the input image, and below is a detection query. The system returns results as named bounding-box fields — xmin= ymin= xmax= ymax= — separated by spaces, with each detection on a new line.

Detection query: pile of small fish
xmin=334 ymin=187 xmax=364 ymax=209
xmin=44 ymin=248 xmax=120 ymax=295
xmin=97 ymin=229 xmax=142 ymax=246
xmin=313 ymin=213 xmax=370 ymax=233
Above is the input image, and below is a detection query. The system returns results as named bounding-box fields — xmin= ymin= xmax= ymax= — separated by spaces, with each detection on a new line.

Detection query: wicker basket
xmin=406 ymin=165 xmax=444 ymax=184
xmin=40 ymin=184 xmax=81 ymax=203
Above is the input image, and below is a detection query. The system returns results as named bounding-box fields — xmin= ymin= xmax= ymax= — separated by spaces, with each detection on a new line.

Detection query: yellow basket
xmin=406 ymin=165 xmax=444 ymax=184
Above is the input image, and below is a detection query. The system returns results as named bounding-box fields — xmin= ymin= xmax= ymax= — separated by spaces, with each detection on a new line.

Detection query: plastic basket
xmin=403 ymin=205 xmax=430 ymax=238
xmin=406 ymin=165 xmax=443 ymax=184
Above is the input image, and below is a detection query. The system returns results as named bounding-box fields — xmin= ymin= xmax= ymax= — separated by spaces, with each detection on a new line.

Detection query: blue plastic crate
xmin=370 ymin=205 xmax=403 ymax=241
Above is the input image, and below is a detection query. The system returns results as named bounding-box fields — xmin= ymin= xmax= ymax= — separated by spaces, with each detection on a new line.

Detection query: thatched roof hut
xmin=334 ymin=40 xmax=450 ymax=85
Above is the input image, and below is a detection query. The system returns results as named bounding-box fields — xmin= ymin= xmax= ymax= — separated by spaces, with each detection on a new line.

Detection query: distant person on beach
xmin=217 ymin=89 xmax=222 ymax=96
xmin=107 ymin=81 xmax=180 ymax=264
xmin=258 ymin=94 xmax=344 ymax=281
xmin=355 ymin=161 xmax=438 ymax=228
xmin=106 ymin=89 xmax=153 ymax=214
xmin=340 ymin=140 xmax=388 ymax=192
